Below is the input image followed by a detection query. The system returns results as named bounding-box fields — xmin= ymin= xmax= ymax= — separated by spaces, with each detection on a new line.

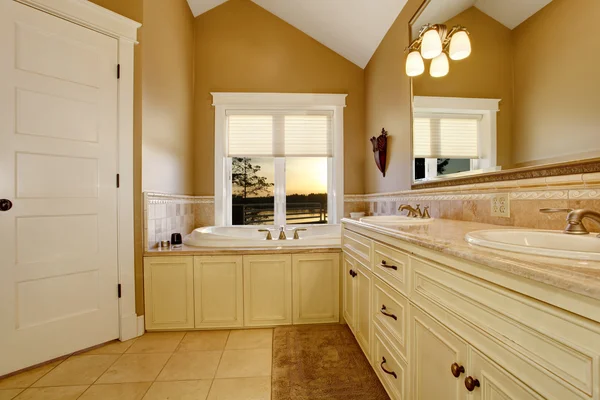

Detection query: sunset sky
xmin=234 ymin=158 xmax=328 ymax=196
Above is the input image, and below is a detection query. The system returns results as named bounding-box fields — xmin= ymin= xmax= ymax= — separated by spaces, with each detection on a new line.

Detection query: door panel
xmin=343 ymin=254 xmax=356 ymax=328
xmin=292 ymin=253 xmax=340 ymax=324
xmin=243 ymin=255 xmax=292 ymax=326
xmin=355 ymin=261 xmax=372 ymax=357
xmin=410 ymin=305 xmax=468 ymax=400
xmin=194 ymin=256 xmax=244 ymax=328
xmin=0 ymin=2 xmax=119 ymax=375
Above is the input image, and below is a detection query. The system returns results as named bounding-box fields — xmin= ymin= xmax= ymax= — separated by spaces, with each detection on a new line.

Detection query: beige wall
xmin=89 ymin=0 xmax=195 ymax=314
xmin=512 ymin=0 xmax=600 ymax=166
xmin=142 ymin=0 xmax=195 ymax=195
xmin=192 ymin=0 xmax=365 ymax=195
xmin=364 ymin=0 xmax=423 ymax=194
xmin=413 ymin=7 xmax=514 ymax=169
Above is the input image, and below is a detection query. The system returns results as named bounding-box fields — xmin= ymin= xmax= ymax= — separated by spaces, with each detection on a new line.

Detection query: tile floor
xmin=0 ymin=329 xmax=273 ymax=400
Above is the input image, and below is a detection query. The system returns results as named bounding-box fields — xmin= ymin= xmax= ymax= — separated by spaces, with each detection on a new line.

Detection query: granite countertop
xmin=342 ymin=218 xmax=600 ymax=301
xmin=144 ymin=244 xmax=341 ymax=257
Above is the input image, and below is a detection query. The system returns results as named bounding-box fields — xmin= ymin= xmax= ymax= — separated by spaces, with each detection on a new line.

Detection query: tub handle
xmin=258 ymin=229 xmax=272 ymax=240
xmin=293 ymin=228 xmax=307 ymax=240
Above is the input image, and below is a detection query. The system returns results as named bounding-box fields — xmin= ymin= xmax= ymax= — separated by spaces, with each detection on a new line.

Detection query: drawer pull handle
xmin=380 ymin=357 xmax=397 ymax=379
xmin=464 ymin=376 xmax=480 ymax=392
xmin=380 ymin=260 xmax=398 ymax=270
xmin=380 ymin=305 xmax=397 ymax=320
xmin=450 ymin=363 xmax=465 ymax=378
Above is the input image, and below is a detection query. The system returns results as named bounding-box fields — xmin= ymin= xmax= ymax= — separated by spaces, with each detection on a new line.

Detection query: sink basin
xmin=360 ymin=215 xmax=433 ymax=225
xmin=465 ymin=230 xmax=600 ymax=261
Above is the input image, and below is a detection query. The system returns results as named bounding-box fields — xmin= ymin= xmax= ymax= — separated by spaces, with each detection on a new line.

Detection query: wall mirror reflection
xmin=409 ymin=0 xmax=599 ymax=183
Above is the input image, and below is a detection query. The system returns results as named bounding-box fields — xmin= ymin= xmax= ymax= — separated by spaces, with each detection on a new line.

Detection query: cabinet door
xmin=343 ymin=253 xmax=356 ymax=328
xmin=144 ymin=256 xmax=194 ymax=330
xmin=194 ymin=256 xmax=243 ymax=328
xmin=470 ymin=348 xmax=543 ymax=400
xmin=355 ymin=261 xmax=372 ymax=358
xmin=243 ymin=254 xmax=292 ymax=327
xmin=410 ymin=305 xmax=468 ymax=400
xmin=292 ymin=253 xmax=340 ymax=324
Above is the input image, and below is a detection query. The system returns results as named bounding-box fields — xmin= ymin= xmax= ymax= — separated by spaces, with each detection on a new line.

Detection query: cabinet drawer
xmin=373 ymin=242 xmax=409 ymax=295
xmin=343 ymin=229 xmax=372 ymax=267
xmin=373 ymin=277 xmax=408 ymax=359
xmin=410 ymin=256 xmax=599 ymax=399
xmin=372 ymin=324 xmax=408 ymax=400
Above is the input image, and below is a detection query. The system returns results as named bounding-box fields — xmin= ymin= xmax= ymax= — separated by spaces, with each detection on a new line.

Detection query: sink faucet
xmin=292 ymin=228 xmax=307 ymax=239
xmin=540 ymin=208 xmax=600 ymax=237
xmin=258 ymin=229 xmax=272 ymax=240
xmin=398 ymin=204 xmax=430 ymax=219
xmin=278 ymin=226 xmax=287 ymax=240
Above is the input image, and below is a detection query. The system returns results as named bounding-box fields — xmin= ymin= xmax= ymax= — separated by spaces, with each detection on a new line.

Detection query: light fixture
xmin=421 ymin=28 xmax=443 ymax=59
xmin=405 ymin=24 xmax=471 ymax=77
xmin=430 ymin=52 xmax=449 ymax=77
xmin=406 ymin=51 xmax=425 ymax=76
xmin=449 ymin=30 xmax=471 ymax=60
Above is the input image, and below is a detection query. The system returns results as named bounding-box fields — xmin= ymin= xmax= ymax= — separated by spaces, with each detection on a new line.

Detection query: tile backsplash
xmin=144 ymin=172 xmax=600 ymax=250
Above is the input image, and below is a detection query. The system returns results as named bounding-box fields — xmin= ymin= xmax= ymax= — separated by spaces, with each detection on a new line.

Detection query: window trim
xmin=413 ymin=96 xmax=500 ymax=182
xmin=212 ymin=92 xmax=346 ymax=226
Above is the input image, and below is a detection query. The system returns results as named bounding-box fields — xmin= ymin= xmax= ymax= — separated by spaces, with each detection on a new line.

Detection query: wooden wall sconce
xmin=371 ymin=128 xmax=388 ymax=177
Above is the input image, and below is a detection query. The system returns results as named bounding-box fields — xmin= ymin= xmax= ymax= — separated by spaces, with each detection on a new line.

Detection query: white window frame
xmin=212 ymin=92 xmax=346 ymax=226
xmin=413 ymin=96 xmax=500 ymax=182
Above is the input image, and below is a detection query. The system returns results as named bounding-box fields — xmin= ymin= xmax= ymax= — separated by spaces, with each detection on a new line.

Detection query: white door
xmin=0 ymin=1 xmax=120 ymax=375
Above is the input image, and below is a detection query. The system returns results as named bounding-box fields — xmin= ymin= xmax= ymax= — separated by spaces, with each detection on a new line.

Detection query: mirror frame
xmin=408 ymin=0 xmax=600 ymax=190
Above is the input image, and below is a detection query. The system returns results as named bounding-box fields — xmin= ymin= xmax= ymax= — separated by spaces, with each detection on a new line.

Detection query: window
xmin=213 ymin=93 xmax=346 ymax=226
xmin=413 ymin=96 xmax=500 ymax=181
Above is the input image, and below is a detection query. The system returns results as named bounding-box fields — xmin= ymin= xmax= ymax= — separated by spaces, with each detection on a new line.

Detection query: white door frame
xmin=14 ymin=0 xmax=141 ymax=341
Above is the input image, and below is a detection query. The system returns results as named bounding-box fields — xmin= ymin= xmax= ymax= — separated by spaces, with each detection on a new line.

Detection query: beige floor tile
xmin=157 ymin=351 xmax=222 ymax=381
xmin=143 ymin=380 xmax=212 ymax=400
xmin=0 ymin=360 xmax=63 ymax=389
xmin=208 ymin=377 xmax=270 ymax=400
xmin=33 ymin=355 xmax=118 ymax=387
xmin=13 ymin=386 xmax=88 ymax=400
xmin=96 ymin=354 xmax=171 ymax=384
xmin=216 ymin=349 xmax=271 ymax=379
xmin=177 ymin=331 xmax=230 ymax=352
xmin=225 ymin=329 xmax=272 ymax=350
xmin=0 ymin=389 xmax=23 ymax=400
xmin=85 ymin=339 xmax=137 ymax=355
xmin=78 ymin=383 xmax=151 ymax=400
xmin=127 ymin=332 xmax=185 ymax=354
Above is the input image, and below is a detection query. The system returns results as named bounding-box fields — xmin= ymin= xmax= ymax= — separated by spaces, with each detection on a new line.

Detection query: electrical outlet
xmin=491 ymin=194 xmax=510 ymax=217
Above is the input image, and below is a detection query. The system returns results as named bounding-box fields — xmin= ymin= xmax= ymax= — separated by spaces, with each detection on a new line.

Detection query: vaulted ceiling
xmin=187 ymin=0 xmax=553 ymax=68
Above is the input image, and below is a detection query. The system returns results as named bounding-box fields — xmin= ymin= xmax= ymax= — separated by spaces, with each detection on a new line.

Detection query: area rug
xmin=272 ymin=324 xmax=390 ymax=400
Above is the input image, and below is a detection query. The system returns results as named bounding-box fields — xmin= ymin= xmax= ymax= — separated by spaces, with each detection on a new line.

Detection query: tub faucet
xmin=258 ymin=229 xmax=272 ymax=240
xmin=278 ymin=226 xmax=287 ymax=240
xmin=540 ymin=208 xmax=600 ymax=237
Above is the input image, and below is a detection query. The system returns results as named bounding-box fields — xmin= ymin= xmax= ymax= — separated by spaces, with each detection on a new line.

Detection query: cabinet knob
xmin=348 ymin=269 xmax=357 ymax=278
xmin=464 ymin=376 xmax=480 ymax=392
xmin=450 ymin=363 xmax=464 ymax=378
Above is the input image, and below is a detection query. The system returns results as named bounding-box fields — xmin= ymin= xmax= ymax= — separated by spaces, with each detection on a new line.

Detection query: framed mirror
xmin=409 ymin=0 xmax=600 ymax=187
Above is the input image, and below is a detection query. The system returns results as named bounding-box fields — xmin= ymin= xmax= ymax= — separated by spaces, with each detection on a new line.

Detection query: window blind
xmin=226 ymin=111 xmax=333 ymax=157
xmin=413 ymin=114 xmax=480 ymax=159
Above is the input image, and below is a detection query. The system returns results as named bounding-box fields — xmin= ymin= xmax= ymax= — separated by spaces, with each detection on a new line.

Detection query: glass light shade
xmin=430 ymin=52 xmax=449 ymax=77
xmin=405 ymin=51 xmax=425 ymax=76
xmin=449 ymin=30 xmax=471 ymax=60
xmin=420 ymin=28 xmax=442 ymax=59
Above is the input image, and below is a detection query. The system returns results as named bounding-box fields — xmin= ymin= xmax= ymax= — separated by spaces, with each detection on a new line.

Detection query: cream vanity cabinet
xmin=143 ymin=252 xmax=340 ymax=330
xmin=343 ymin=252 xmax=373 ymax=357
xmin=342 ymin=223 xmax=600 ymax=400
xmin=144 ymin=256 xmax=195 ymax=330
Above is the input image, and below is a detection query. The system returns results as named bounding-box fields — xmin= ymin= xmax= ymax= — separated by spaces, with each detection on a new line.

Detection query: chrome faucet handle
xmin=278 ymin=226 xmax=287 ymax=240
xmin=258 ymin=229 xmax=272 ymax=240
xmin=539 ymin=208 xmax=573 ymax=213
xmin=293 ymin=228 xmax=307 ymax=240
xmin=422 ymin=206 xmax=431 ymax=219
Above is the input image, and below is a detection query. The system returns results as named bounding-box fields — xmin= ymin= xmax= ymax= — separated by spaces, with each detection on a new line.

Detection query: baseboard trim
xmin=137 ymin=315 xmax=145 ymax=337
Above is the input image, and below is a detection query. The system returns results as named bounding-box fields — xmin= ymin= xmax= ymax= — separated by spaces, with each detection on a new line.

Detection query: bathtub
xmin=183 ymin=224 xmax=341 ymax=248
